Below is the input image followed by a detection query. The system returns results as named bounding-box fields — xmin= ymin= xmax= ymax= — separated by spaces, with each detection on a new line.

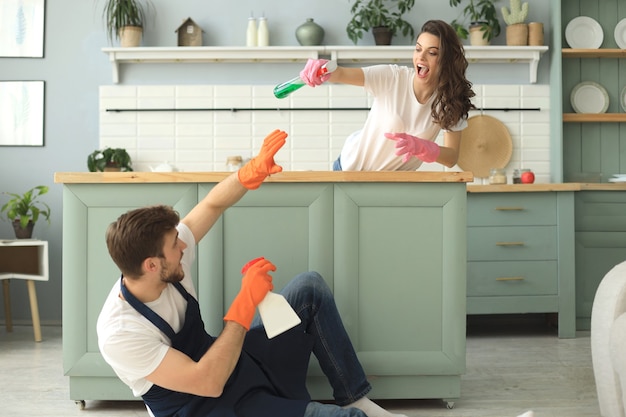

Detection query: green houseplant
xmin=346 ymin=0 xmax=416 ymax=45
xmin=88 ymin=148 xmax=134 ymax=172
xmin=1 ymin=185 xmax=51 ymax=239
xmin=100 ymin=0 xmax=154 ymax=46
xmin=449 ymin=0 xmax=501 ymax=45
xmin=501 ymin=0 xmax=529 ymax=45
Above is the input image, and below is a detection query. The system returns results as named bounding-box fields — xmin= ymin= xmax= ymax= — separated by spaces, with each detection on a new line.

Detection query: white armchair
xmin=591 ymin=260 xmax=626 ymax=417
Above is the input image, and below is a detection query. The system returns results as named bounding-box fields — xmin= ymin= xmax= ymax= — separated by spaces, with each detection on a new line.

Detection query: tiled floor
xmin=0 ymin=315 xmax=599 ymax=416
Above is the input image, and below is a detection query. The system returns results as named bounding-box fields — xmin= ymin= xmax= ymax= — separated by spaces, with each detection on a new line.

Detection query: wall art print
xmin=0 ymin=81 xmax=44 ymax=146
xmin=0 ymin=0 xmax=45 ymax=58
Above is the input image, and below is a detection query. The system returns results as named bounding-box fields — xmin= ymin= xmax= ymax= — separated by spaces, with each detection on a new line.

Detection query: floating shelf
xmin=103 ymin=45 xmax=549 ymax=84
xmin=562 ymin=48 xmax=626 ymax=58
xmin=563 ymin=113 xmax=626 ymax=123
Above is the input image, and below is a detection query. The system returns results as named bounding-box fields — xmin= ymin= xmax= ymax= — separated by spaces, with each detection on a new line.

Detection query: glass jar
xmin=513 ymin=168 xmax=531 ymax=184
xmin=489 ymin=168 xmax=507 ymax=185
xmin=226 ymin=155 xmax=243 ymax=171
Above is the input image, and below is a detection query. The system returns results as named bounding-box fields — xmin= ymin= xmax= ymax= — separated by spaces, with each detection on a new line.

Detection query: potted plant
xmin=100 ymin=0 xmax=154 ymax=47
xmin=501 ymin=0 xmax=529 ymax=45
xmin=346 ymin=0 xmax=416 ymax=45
xmin=1 ymin=185 xmax=51 ymax=239
xmin=88 ymin=148 xmax=134 ymax=172
xmin=449 ymin=0 xmax=501 ymax=45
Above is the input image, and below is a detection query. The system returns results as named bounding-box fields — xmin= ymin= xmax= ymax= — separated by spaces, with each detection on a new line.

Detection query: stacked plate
xmin=570 ymin=81 xmax=609 ymax=113
xmin=615 ymin=18 xmax=626 ymax=49
xmin=565 ymin=16 xmax=626 ymax=49
xmin=565 ymin=16 xmax=604 ymax=48
xmin=609 ymin=174 xmax=626 ymax=183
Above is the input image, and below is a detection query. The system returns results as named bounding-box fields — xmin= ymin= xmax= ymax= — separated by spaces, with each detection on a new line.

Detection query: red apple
xmin=521 ymin=171 xmax=535 ymax=184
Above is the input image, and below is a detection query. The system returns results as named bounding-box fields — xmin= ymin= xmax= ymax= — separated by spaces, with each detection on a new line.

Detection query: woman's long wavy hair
xmin=420 ymin=20 xmax=475 ymax=130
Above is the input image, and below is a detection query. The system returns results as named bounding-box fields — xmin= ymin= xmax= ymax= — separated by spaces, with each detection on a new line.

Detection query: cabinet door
xmin=575 ymin=191 xmax=626 ymax=329
xmin=333 ymin=183 xmax=466 ymax=397
xmin=575 ymin=232 xmax=626 ymax=329
xmin=62 ymin=183 xmax=198 ymax=400
xmin=198 ymin=183 xmax=334 ymax=336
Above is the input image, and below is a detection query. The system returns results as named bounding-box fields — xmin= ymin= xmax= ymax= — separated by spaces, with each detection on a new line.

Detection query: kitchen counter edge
xmin=54 ymin=171 xmax=473 ymax=184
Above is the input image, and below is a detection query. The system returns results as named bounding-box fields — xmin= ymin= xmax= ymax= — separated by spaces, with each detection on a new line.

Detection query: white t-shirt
xmin=97 ymin=223 xmax=197 ymax=397
xmin=339 ymin=64 xmax=467 ymax=171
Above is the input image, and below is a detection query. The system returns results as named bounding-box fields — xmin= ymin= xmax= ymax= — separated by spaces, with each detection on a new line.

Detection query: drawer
xmin=576 ymin=191 xmax=626 ymax=231
xmin=467 ymin=260 xmax=558 ymax=297
xmin=468 ymin=225 xmax=557 ymax=261
xmin=468 ymin=193 xmax=556 ymax=226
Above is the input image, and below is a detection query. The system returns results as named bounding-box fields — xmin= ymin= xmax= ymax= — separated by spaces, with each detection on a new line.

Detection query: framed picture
xmin=0 ymin=0 xmax=45 ymax=58
xmin=0 ymin=81 xmax=44 ymax=146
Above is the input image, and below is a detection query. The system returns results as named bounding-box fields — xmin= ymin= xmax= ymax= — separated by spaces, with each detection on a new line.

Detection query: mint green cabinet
xmin=466 ymin=192 xmax=576 ymax=338
xmin=61 ymin=181 xmax=467 ymax=406
xmin=331 ymin=183 xmax=467 ymax=402
xmin=199 ymin=183 xmax=335 ymax=336
xmin=575 ymin=191 xmax=626 ymax=330
xmin=62 ymin=183 xmax=198 ymax=402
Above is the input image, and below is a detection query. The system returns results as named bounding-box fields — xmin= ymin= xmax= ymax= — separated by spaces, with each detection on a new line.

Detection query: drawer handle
xmin=494 ymin=206 xmax=525 ymax=211
xmin=495 ymin=241 xmax=525 ymax=246
xmin=496 ymin=276 xmax=525 ymax=281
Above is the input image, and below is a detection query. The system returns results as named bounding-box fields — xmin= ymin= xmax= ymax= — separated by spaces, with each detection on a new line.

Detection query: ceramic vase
xmin=296 ymin=18 xmax=324 ymax=46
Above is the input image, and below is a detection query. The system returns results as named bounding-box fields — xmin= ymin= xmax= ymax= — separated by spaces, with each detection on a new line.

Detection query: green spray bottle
xmin=273 ymin=60 xmax=337 ymax=99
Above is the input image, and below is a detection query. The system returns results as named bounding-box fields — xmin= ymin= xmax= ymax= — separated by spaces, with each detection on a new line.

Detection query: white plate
xmin=565 ymin=16 xmax=604 ymax=49
xmin=622 ymin=85 xmax=626 ymax=112
xmin=571 ymin=81 xmax=609 ymax=113
xmin=615 ymin=18 xmax=626 ymax=49
xmin=609 ymin=178 xmax=626 ymax=183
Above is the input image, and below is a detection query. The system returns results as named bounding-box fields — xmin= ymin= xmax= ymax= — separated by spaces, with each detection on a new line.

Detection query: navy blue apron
xmin=119 ymin=277 xmax=314 ymax=417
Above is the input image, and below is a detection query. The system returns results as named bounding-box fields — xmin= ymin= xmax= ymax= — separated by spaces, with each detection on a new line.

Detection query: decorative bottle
xmin=295 ymin=18 xmax=325 ymax=46
xmin=246 ymin=16 xmax=257 ymax=47
xmin=257 ymin=16 xmax=269 ymax=47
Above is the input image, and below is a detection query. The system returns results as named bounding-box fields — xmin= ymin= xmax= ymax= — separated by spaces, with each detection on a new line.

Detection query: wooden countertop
xmin=53 ymin=172 xmax=626 ymax=191
xmin=54 ymin=171 xmax=474 ymax=184
xmin=467 ymin=183 xmax=626 ymax=192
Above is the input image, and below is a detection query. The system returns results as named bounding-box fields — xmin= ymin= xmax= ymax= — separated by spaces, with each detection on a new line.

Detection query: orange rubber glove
xmin=223 ymin=257 xmax=275 ymax=329
xmin=238 ymin=129 xmax=287 ymax=190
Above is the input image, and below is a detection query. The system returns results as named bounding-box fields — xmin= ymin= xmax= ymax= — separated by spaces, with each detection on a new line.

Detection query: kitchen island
xmin=55 ymin=171 xmax=471 ymax=409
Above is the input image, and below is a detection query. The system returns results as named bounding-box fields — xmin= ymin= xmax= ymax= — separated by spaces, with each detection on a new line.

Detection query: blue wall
xmin=0 ymin=0 xmax=552 ymax=323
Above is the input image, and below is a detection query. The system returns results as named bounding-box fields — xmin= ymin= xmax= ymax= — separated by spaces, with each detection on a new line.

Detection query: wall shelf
xmin=563 ymin=113 xmax=626 ymax=123
xmin=102 ymin=45 xmax=549 ymax=84
xmin=562 ymin=48 xmax=626 ymax=59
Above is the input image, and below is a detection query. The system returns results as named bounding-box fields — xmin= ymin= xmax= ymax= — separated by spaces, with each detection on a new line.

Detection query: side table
xmin=0 ymin=239 xmax=49 ymax=342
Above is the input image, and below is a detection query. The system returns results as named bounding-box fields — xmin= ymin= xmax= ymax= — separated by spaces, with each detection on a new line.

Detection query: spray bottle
xmin=273 ymin=60 xmax=337 ymax=99
xmin=241 ymin=257 xmax=301 ymax=339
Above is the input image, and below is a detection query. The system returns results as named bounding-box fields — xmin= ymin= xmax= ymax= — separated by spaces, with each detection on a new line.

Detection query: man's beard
xmin=160 ymin=259 xmax=184 ymax=283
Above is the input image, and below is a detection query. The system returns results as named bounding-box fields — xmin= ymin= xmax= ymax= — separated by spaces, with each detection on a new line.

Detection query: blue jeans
xmin=332 ymin=156 xmax=342 ymax=171
xmin=251 ymin=272 xmax=369 ymax=417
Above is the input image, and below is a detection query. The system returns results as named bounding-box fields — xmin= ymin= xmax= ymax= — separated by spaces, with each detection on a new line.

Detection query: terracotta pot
xmin=469 ymin=24 xmax=490 ymax=46
xmin=528 ymin=22 xmax=544 ymax=46
xmin=118 ymin=26 xmax=142 ymax=47
xmin=506 ymin=23 xmax=528 ymax=46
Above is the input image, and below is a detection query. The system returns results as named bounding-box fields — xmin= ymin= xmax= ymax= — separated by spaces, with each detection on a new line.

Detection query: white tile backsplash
xmin=99 ymin=84 xmax=551 ymax=183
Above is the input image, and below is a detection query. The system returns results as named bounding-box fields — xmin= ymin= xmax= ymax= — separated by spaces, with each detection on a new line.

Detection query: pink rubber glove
xmin=299 ymin=59 xmax=332 ymax=87
xmin=384 ymin=132 xmax=441 ymax=163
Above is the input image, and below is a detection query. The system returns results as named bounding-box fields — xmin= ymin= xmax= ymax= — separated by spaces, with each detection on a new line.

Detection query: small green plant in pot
xmin=449 ymin=0 xmax=501 ymax=45
xmin=100 ymin=0 xmax=154 ymax=46
xmin=88 ymin=148 xmax=134 ymax=172
xmin=346 ymin=0 xmax=416 ymax=45
xmin=1 ymin=185 xmax=51 ymax=239
xmin=501 ymin=0 xmax=529 ymax=45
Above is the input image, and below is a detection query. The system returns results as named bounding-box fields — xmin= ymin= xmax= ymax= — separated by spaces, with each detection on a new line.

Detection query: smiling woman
xmin=296 ymin=19 xmax=475 ymax=172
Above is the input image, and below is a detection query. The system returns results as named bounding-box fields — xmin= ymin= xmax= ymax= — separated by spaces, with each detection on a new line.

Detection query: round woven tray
xmin=457 ymin=115 xmax=513 ymax=178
